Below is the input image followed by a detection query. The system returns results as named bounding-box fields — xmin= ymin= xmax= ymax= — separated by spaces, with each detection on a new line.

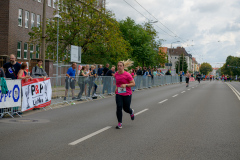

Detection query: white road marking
xmin=188 ymin=89 xmax=191 ymax=90
xmin=135 ymin=109 xmax=149 ymax=116
xmin=181 ymin=91 xmax=186 ymax=93
xmin=172 ymin=94 xmax=178 ymax=97
xmin=159 ymin=99 xmax=168 ymax=104
xmin=226 ymin=83 xmax=240 ymax=100
xmin=69 ymin=126 xmax=112 ymax=145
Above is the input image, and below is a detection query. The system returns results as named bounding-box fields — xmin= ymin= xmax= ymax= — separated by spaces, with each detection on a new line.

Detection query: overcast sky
xmin=106 ymin=0 xmax=240 ymax=67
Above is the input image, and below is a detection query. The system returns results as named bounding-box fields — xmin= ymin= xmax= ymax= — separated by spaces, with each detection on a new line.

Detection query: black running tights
xmin=116 ymin=94 xmax=133 ymax=123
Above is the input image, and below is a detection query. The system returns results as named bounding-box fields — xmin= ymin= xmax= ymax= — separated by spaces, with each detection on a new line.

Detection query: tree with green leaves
xmin=118 ymin=17 xmax=162 ymax=67
xmin=200 ymin=62 xmax=212 ymax=75
xmin=29 ymin=0 xmax=131 ymax=65
xmin=221 ymin=56 xmax=240 ymax=76
xmin=175 ymin=54 xmax=188 ymax=73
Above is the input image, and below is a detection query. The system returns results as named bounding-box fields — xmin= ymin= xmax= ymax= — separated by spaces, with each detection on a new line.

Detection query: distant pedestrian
xmin=64 ymin=63 xmax=77 ymax=100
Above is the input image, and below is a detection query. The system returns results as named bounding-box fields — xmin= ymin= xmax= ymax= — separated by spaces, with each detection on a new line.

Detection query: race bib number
xmin=118 ymin=87 xmax=126 ymax=93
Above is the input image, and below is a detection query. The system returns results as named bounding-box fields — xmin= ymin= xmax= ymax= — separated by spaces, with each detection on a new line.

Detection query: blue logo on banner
xmin=13 ymin=85 xmax=20 ymax=102
xmin=0 ymin=84 xmax=20 ymax=103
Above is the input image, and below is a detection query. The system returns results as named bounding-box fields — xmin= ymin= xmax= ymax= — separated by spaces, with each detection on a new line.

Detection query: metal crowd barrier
xmin=1 ymin=75 xmax=183 ymax=118
xmin=0 ymin=78 xmax=22 ymax=118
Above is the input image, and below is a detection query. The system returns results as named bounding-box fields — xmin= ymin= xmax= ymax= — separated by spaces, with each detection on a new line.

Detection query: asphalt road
xmin=1 ymin=80 xmax=240 ymax=160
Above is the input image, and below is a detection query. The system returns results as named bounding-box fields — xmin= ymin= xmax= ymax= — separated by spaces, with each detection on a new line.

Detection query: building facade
xmin=0 ymin=0 xmax=105 ymax=72
xmin=167 ymin=46 xmax=193 ymax=71
xmin=0 ymin=0 xmax=57 ymax=67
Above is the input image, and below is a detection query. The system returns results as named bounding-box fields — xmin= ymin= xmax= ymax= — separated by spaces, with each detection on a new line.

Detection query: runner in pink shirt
xmin=115 ymin=61 xmax=135 ymax=129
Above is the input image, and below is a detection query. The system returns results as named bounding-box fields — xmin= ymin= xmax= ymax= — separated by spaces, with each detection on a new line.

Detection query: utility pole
xmin=41 ymin=0 xmax=47 ymax=70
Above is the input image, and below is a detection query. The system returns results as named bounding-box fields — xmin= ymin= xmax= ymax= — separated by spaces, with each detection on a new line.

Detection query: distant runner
xmin=196 ymin=73 xmax=201 ymax=83
xmin=185 ymin=71 xmax=190 ymax=87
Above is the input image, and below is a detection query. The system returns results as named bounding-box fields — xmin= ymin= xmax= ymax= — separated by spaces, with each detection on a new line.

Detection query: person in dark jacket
xmin=165 ymin=69 xmax=171 ymax=75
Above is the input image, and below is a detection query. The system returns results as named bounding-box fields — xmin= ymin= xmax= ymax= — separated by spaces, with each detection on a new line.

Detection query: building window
xmin=36 ymin=45 xmax=40 ymax=59
xmin=31 ymin=13 xmax=35 ymax=28
xmin=53 ymin=0 xmax=56 ymax=8
xmin=48 ymin=0 xmax=51 ymax=7
xmin=25 ymin=11 xmax=29 ymax=28
xmin=30 ymin=44 xmax=34 ymax=59
xmin=17 ymin=42 xmax=21 ymax=59
xmin=37 ymin=15 xmax=41 ymax=28
xmin=18 ymin=9 xmax=23 ymax=27
xmin=24 ymin=43 xmax=28 ymax=59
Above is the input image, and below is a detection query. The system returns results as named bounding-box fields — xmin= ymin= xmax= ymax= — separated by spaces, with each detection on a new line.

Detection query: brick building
xmin=0 ymin=0 xmax=56 ymax=67
xmin=0 ymin=0 xmax=106 ymax=75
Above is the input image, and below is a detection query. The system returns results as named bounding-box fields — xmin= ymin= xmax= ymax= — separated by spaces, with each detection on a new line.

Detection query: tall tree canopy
xmin=200 ymin=62 xmax=213 ymax=75
xmin=118 ymin=17 xmax=163 ymax=67
xmin=29 ymin=0 xmax=131 ymax=65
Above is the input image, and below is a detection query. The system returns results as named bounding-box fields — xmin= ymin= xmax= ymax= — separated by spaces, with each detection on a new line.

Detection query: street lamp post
xmin=54 ymin=13 xmax=61 ymax=85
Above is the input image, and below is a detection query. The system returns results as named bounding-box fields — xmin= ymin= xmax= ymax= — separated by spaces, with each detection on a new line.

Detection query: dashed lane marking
xmin=181 ymin=91 xmax=186 ymax=93
xmin=69 ymin=126 xmax=112 ymax=145
xmin=135 ymin=109 xmax=149 ymax=116
xmin=172 ymin=94 xmax=178 ymax=97
xmin=159 ymin=99 xmax=168 ymax=104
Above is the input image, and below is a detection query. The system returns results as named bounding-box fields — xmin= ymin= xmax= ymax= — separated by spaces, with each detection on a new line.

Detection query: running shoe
xmin=131 ymin=109 xmax=135 ymax=120
xmin=116 ymin=122 xmax=122 ymax=129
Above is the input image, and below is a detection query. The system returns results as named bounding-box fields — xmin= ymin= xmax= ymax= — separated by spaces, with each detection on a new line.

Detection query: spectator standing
xmin=84 ymin=65 xmax=90 ymax=96
xmin=77 ymin=66 xmax=89 ymax=101
xmin=165 ymin=69 xmax=171 ymax=75
xmin=179 ymin=71 xmax=183 ymax=83
xmin=88 ymin=65 xmax=97 ymax=97
xmin=3 ymin=54 xmax=21 ymax=79
xmin=64 ymin=63 xmax=77 ymax=100
xmin=0 ymin=67 xmax=5 ymax=78
xmin=17 ymin=62 xmax=32 ymax=81
xmin=103 ymin=64 xmax=109 ymax=76
xmin=136 ymin=66 xmax=142 ymax=89
xmin=102 ymin=64 xmax=110 ymax=94
xmin=31 ymin=59 xmax=48 ymax=80
xmin=131 ymin=69 xmax=136 ymax=91
xmin=97 ymin=65 xmax=103 ymax=76
xmin=105 ymin=66 xmax=115 ymax=95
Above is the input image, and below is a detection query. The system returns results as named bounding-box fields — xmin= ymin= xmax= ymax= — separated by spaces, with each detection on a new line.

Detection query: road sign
xmin=165 ymin=63 xmax=172 ymax=66
xmin=70 ymin=45 xmax=81 ymax=63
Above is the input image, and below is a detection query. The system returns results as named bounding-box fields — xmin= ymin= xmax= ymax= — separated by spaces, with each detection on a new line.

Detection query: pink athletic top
xmin=115 ymin=71 xmax=133 ymax=96
xmin=18 ymin=70 xmax=26 ymax=79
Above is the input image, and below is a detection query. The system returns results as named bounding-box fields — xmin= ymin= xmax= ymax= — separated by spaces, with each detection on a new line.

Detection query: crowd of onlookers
xmin=63 ymin=63 xmax=178 ymax=101
xmin=0 ymin=54 xmax=48 ymax=80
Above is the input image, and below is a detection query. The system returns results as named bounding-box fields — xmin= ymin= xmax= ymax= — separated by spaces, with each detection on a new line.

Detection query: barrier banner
xmin=22 ymin=78 xmax=52 ymax=112
xmin=0 ymin=80 xmax=21 ymax=108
